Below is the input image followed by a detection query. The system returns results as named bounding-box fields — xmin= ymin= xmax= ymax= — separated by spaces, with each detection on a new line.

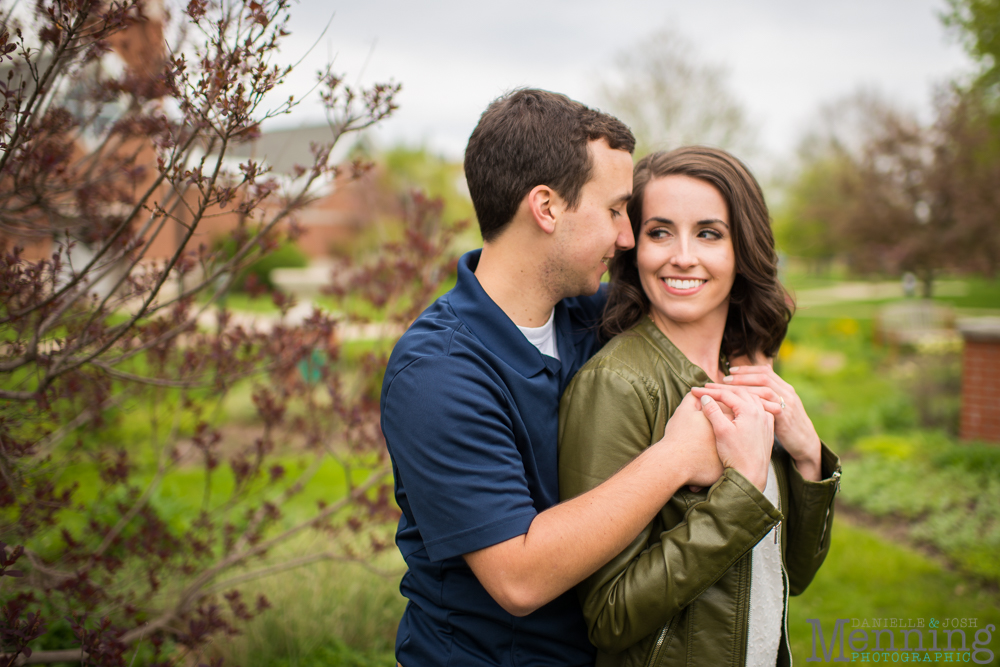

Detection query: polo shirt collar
xmin=450 ymin=250 xmax=552 ymax=378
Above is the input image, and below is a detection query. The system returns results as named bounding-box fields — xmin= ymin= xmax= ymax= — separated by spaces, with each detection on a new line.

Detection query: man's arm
xmin=465 ymin=389 xmax=771 ymax=617
xmin=385 ymin=355 xmax=771 ymax=618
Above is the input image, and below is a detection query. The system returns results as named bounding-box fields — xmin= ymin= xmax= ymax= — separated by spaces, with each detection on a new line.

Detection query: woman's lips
xmin=660 ymin=277 xmax=707 ymax=295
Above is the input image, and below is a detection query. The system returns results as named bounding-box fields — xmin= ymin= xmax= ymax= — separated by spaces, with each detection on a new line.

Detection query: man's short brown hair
xmin=464 ymin=89 xmax=635 ymax=242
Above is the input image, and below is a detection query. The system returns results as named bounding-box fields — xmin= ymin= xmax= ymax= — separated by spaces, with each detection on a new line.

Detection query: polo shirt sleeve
xmin=383 ymin=354 xmax=537 ymax=562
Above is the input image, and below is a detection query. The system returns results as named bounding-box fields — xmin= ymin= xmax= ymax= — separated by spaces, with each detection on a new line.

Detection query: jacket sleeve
xmin=558 ymin=365 xmax=783 ymax=653
xmin=780 ymin=442 xmax=841 ymax=596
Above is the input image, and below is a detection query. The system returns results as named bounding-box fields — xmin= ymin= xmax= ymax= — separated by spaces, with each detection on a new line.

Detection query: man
xmin=380 ymin=89 xmax=773 ymax=666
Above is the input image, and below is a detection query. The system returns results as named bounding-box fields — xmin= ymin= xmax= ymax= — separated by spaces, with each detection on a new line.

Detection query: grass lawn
xmin=214 ymin=512 xmax=1000 ymax=667
xmin=789 ymin=516 xmax=1000 ymax=665
xmin=214 ymin=544 xmax=405 ymax=667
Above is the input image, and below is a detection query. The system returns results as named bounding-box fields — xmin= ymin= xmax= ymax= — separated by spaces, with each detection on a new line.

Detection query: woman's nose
xmin=670 ymin=240 xmax=697 ymax=268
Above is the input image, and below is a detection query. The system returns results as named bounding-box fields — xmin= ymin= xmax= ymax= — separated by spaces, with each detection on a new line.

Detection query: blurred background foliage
xmin=6 ymin=0 xmax=1000 ymax=664
xmin=177 ymin=0 xmax=1000 ymax=661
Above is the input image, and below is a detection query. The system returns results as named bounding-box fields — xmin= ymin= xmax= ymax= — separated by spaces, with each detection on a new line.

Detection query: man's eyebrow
xmin=613 ymin=192 xmax=631 ymax=205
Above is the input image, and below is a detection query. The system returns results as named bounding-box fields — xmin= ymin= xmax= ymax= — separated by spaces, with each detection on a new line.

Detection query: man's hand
xmin=657 ymin=392 xmax=723 ymax=488
xmin=694 ymin=386 xmax=773 ymax=491
xmin=695 ymin=366 xmax=822 ymax=482
xmin=464 ymin=393 xmax=723 ymax=617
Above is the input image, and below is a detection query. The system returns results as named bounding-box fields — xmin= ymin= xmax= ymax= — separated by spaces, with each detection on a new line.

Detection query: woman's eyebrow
xmin=644 ymin=216 xmax=673 ymax=226
xmin=698 ymin=218 xmax=729 ymax=229
xmin=643 ymin=216 xmax=730 ymax=229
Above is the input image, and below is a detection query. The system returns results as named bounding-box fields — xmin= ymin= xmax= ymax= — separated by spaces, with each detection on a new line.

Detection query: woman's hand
xmin=692 ymin=366 xmax=823 ymax=482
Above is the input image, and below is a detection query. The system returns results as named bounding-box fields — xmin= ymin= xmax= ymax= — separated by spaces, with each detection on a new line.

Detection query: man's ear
xmin=526 ymin=184 xmax=559 ymax=234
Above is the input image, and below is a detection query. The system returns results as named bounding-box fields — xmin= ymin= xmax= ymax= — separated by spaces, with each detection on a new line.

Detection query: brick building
xmin=958 ymin=318 xmax=1000 ymax=443
xmin=2 ymin=6 xmax=389 ymax=264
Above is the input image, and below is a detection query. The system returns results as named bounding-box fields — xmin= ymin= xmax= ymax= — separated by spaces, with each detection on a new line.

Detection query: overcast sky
xmin=265 ymin=0 xmax=975 ymax=168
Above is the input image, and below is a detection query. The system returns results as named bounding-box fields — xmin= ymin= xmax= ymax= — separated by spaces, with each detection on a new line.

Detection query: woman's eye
xmin=647 ymin=228 xmax=668 ymax=239
xmin=699 ymin=229 xmax=723 ymax=240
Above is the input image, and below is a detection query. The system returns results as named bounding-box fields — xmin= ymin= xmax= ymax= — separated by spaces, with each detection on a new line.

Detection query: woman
xmin=558 ymin=146 xmax=841 ymax=667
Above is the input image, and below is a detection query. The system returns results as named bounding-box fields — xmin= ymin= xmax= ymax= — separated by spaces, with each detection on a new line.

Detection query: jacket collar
xmin=635 ymin=317 xmax=713 ymax=389
xmin=449 ymin=250 xmax=552 ymax=378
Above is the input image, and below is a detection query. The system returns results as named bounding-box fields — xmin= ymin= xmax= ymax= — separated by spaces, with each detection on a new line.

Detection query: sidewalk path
xmin=196 ymin=300 xmax=405 ymax=341
xmin=791 ymin=280 xmax=968 ymax=307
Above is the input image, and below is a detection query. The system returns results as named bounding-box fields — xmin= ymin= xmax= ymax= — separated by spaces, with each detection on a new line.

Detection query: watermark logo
xmin=806 ymin=618 xmax=995 ymax=664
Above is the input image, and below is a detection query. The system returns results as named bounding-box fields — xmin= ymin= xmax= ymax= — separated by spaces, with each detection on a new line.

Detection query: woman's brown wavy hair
xmin=600 ymin=146 xmax=793 ymax=360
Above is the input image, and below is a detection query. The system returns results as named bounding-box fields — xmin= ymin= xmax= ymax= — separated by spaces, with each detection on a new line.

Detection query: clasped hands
xmin=662 ymin=364 xmax=822 ymax=493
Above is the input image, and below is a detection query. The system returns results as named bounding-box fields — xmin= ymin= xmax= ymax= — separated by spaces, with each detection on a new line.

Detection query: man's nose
xmin=616 ymin=217 xmax=634 ymax=251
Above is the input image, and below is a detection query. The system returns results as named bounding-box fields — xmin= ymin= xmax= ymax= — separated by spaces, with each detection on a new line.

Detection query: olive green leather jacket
xmin=558 ymin=319 xmax=841 ymax=667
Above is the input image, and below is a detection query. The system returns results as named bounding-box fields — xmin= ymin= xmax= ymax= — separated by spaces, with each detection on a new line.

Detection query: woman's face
xmin=637 ymin=175 xmax=736 ymax=330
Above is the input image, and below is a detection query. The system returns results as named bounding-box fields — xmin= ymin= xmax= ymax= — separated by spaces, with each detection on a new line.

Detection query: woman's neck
xmin=649 ymin=309 xmax=728 ymax=383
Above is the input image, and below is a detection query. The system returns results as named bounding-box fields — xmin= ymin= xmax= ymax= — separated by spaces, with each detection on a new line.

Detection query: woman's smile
xmin=660 ymin=276 xmax=708 ymax=294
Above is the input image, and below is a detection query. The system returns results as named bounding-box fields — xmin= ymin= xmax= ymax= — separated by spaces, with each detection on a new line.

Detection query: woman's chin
xmin=650 ymin=307 xmax=711 ymax=328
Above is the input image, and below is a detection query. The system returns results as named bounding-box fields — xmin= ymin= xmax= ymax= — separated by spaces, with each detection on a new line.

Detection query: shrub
xmin=0 ymin=1 xmax=465 ymax=664
xmin=841 ymin=432 xmax=1000 ymax=582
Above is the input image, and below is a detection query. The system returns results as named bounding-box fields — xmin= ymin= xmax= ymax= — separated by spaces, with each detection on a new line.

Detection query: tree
xmin=943 ymin=0 xmax=1000 ymax=92
xmin=772 ymin=154 xmax=849 ymax=275
xmin=596 ymin=26 xmax=758 ymax=158
xmin=933 ymin=85 xmax=1000 ymax=277
xmin=941 ymin=0 xmax=1000 ymax=277
xmin=776 ymin=4 xmax=1000 ymax=292
xmin=775 ymin=92 xmax=913 ymax=278
xmin=0 ymin=1 xmax=461 ymax=665
xmin=777 ymin=86 xmax=1000 ymax=295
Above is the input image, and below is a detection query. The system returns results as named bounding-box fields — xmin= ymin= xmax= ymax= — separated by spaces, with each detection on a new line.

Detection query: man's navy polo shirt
xmin=380 ymin=250 xmax=606 ymax=666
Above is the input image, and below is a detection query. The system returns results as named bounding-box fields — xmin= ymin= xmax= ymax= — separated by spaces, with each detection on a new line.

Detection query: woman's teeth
xmin=664 ymin=278 xmax=705 ymax=290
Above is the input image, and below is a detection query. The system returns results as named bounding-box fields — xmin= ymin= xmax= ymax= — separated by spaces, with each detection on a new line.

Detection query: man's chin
xmin=578 ymin=280 xmax=602 ymax=297
xmin=553 ymin=275 xmax=602 ymax=300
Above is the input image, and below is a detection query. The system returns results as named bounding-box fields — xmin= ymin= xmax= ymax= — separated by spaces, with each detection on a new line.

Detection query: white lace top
xmin=746 ymin=462 xmax=784 ymax=667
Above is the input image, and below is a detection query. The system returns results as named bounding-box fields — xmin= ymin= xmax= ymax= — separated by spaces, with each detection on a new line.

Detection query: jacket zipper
xmin=645 ymin=617 xmax=674 ymax=667
xmin=645 ymin=625 xmax=668 ymax=667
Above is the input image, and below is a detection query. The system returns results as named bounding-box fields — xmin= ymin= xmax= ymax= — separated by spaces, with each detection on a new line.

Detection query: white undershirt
xmin=746 ymin=462 xmax=784 ymax=667
xmin=516 ymin=309 xmax=560 ymax=361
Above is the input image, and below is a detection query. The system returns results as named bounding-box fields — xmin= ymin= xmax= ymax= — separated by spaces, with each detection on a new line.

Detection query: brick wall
xmin=960 ymin=337 xmax=1000 ymax=443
